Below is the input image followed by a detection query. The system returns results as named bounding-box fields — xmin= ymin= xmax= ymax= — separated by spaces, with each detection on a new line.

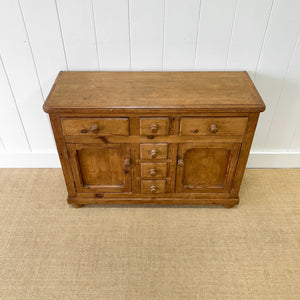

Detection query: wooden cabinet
xmin=44 ymin=71 xmax=265 ymax=208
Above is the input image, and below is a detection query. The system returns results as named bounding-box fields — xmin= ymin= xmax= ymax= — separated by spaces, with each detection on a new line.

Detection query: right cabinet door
xmin=176 ymin=143 xmax=241 ymax=193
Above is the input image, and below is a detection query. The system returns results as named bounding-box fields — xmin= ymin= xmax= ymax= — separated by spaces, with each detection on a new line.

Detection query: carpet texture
xmin=0 ymin=169 xmax=299 ymax=299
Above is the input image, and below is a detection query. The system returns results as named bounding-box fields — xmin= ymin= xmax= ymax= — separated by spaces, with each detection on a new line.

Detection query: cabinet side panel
xmin=49 ymin=114 xmax=76 ymax=197
xmin=230 ymin=113 xmax=259 ymax=197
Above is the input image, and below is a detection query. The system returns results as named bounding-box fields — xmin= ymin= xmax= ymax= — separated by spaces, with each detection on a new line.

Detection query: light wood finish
xmin=175 ymin=143 xmax=241 ymax=193
xmin=67 ymin=143 xmax=131 ymax=193
xmin=49 ymin=114 xmax=76 ymax=197
xmin=68 ymin=196 xmax=238 ymax=206
xmin=71 ymin=203 xmax=83 ymax=208
xmin=140 ymin=162 xmax=168 ymax=178
xmin=64 ymin=134 xmax=244 ymax=144
xmin=44 ymin=71 xmax=265 ymax=207
xmin=62 ymin=118 xmax=129 ymax=136
xmin=180 ymin=117 xmax=248 ymax=136
xmin=75 ymin=191 xmax=230 ymax=199
xmin=230 ymin=113 xmax=260 ymax=197
xmin=43 ymin=72 xmax=265 ymax=112
xmin=140 ymin=143 xmax=168 ymax=160
xmin=141 ymin=180 xmax=166 ymax=194
xmin=139 ymin=117 xmax=169 ymax=136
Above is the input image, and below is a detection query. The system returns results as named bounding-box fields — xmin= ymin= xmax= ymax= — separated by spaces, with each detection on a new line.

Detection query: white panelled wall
xmin=0 ymin=0 xmax=300 ymax=167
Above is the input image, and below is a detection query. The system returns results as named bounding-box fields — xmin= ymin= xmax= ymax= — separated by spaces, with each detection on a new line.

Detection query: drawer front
xmin=140 ymin=143 xmax=168 ymax=160
xmin=140 ymin=117 xmax=169 ymax=136
xmin=62 ymin=118 xmax=129 ymax=136
xmin=141 ymin=180 xmax=166 ymax=194
xmin=180 ymin=117 xmax=248 ymax=136
xmin=140 ymin=162 xmax=167 ymax=178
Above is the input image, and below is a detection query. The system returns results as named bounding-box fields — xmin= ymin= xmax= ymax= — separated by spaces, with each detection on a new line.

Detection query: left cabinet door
xmin=67 ymin=143 xmax=131 ymax=193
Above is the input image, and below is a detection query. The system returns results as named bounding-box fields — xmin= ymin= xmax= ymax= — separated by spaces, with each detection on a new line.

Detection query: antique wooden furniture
xmin=43 ymin=71 xmax=265 ymax=208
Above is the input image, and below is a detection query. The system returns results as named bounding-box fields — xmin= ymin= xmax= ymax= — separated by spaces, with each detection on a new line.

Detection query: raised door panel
xmin=176 ymin=143 xmax=241 ymax=193
xmin=68 ymin=143 xmax=131 ymax=193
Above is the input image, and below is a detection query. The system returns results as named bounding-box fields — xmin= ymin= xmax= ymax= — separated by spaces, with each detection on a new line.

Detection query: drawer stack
xmin=139 ymin=117 xmax=170 ymax=194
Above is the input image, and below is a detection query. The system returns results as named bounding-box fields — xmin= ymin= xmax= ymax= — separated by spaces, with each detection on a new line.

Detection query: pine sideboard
xmin=43 ymin=71 xmax=265 ymax=208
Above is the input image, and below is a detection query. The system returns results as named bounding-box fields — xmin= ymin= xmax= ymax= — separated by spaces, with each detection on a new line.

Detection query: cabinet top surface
xmin=43 ymin=71 xmax=265 ymax=113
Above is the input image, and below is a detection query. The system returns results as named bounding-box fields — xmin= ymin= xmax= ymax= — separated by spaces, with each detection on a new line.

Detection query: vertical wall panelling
xmin=194 ymin=0 xmax=237 ymax=70
xmin=0 ymin=0 xmax=55 ymax=151
xmin=225 ymin=0 xmax=274 ymax=79
xmin=0 ymin=56 xmax=30 ymax=152
xmin=93 ymin=0 xmax=131 ymax=70
xmin=129 ymin=0 xmax=165 ymax=70
xmin=0 ymin=0 xmax=300 ymax=166
xmin=266 ymin=33 xmax=300 ymax=150
xmin=0 ymin=139 xmax=5 ymax=152
xmin=290 ymin=118 xmax=300 ymax=151
xmin=163 ymin=0 xmax=201 ymax=70
xmin=56 ymin=0 xmax=99 ymax=70
xmin=252 ymin=0 xmax=300 ymax=151
xmin=19 ymin=0 xmax=67 ymax=98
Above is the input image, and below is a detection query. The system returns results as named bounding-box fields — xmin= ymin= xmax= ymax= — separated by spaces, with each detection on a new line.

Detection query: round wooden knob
xmin=91 ymin=124 xmax=99 ymax=134
xmin=150 ymin=149 xmax=158 ymax=158
xmin=150 ymin=124 xmax=158 ymax=133
xmin=150 ymin=185 xmax=157 ymax=193
xmin=81 ymin=129 xmax=88 ymax=134
xmin=150 ymin=168 xmax=157 ymax=176
xmin=210 ymin=124 xmax=218 ymax=133
xmin=178 ymin=159 xmax=184 ymax=167
xmin=123 ymin=158 xmax=130 ymax=168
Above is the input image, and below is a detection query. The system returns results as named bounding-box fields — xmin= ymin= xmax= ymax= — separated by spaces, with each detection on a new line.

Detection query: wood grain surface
xmin=43 ymin=71 xmax=265 ymax=112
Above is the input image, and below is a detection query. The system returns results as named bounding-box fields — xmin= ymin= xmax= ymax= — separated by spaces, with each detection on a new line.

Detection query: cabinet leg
xmin=71 ymin=203 xmax=83 ymax=208
xmin=222 ymin=203 xmax=235 ymax=209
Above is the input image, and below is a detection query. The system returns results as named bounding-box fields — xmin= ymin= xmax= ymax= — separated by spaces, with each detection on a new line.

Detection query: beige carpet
xmin=0 ymin=169 xmax=299 ymax=299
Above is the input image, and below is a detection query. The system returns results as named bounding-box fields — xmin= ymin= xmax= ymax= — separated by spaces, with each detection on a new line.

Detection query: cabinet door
xmin=67 ymin=143 xmax=131 ymax=193
xmin=176 ymin=143 xmax=241 ymax=193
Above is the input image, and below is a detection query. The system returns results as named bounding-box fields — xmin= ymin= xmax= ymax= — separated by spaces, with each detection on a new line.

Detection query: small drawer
xmin=180 ymin=117 xmax=248 ymax=136
xmin=139 ymin=117 xmax=169 ymax=136
xmin=140 ymin=162 xmax=167 ymax=178
xmin=62 ymin=118 xmax=129 ymax=136
xmin=141 ymin=180 xmax=166 ymax=194
xmin=140 ymin=143 xmax=168 ymax=160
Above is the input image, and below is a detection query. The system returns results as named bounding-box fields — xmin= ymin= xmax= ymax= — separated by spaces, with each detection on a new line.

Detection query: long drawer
xmin=62 ymin=118 xmax=129 ymax=136
xmin=180 ymin=117 xmax=248 ymax=136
